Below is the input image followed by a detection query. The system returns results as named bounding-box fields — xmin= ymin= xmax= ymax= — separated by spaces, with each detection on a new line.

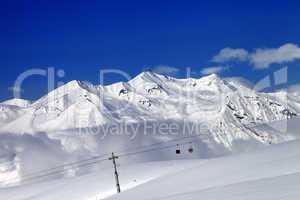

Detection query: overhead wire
xmin=5 ymin=141 xmax=194 ymax=184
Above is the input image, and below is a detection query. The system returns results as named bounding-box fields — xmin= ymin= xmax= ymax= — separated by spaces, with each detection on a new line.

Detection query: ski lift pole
xmin=109 ymin=152 xmax=121 ymax=193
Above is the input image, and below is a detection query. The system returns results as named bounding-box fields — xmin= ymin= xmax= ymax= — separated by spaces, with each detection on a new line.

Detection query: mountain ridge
xmin=0 ymin=72 xmax=298 ymax=146
xmin=1 ymin=72 xmax=300 ymax=186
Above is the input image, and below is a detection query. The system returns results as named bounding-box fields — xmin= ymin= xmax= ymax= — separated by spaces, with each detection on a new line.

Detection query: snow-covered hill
xmin=0 ymin=72 xmax=300 ymax=187
xmin=1 ymin=136 xmax=300 ymax=200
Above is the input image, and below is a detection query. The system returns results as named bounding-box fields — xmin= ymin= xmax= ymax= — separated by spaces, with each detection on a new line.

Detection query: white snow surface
xmin=1 ymin=138 xmax=300 ymax=200
xmin=1 ymin=99 xmax=31 ymax=108
xmin=1 ymin=72 xmax=300 ymax=198
xmin=106 ymin=139 xmax=300 ymax=200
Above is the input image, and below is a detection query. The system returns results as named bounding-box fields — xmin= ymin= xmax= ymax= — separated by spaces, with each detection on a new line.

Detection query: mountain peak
xmin=202 ymin=73 xmax=219 ymax=79
xmin=130 ymin=71 xmax=161 ymax=84
xmin=63 ymin=80 xmax=82 ymax=89
xmin=57 ymin=80 xmax=97 ymax=91
xmin=137 ymin=70 xmax=158 ymax=78
xmin=198 ymin=73 xmax=222 ymax=84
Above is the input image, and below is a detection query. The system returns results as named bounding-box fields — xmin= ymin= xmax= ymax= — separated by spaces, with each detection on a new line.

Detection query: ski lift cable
xmin=7 ymin=141 xmax=194 ymax=184
xmin=0 ymin=133 xmax=206 ymax=169
xmin=5 ymin=158 xmax=109 ymax=184
xmin=118 ymin=142 xmax=192 ymax=158
xmin=7 ymin=135 xmax=199 ymax=181
xmin=4 ymin=134 xmax=206 ymax=179
xmin=3 ymin=140 xmax=188 ymax=183
xmin=3 ymin=136 xmax=203 ymax=184
xmin=113 ymin=133 xmax=208 ymax=156
xmin=13 ymin=153 xmax=112 ymax=179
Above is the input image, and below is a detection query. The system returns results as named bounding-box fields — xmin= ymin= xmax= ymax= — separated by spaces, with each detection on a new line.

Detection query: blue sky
xmin=1 ymin=0 xmax=300 ymax=101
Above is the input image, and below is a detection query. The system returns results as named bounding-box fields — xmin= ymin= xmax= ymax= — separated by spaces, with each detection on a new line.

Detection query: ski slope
xmin=106 ymin=139 xmax=300 ymax=200
xmin=0 ymin=160 xmax=200 ymax=200
xmin=1 ymin=138 xmax=300 ymax=200
xmin=124 ymin=173 xmax=300 ymax=200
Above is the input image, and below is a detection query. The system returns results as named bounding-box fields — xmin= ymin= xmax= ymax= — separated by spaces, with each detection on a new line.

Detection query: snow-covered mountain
xmin=1 ymin=72 xmax=298 ymax=142
xmin=0 ymin=72 xmax=299 ymax=186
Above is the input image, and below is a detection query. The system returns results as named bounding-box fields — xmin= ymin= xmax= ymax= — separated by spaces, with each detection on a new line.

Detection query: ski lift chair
xmin=188 ymin=142 xmax=194 ymax=154
xmin=176 ymin=144 xmax=181 ymax=154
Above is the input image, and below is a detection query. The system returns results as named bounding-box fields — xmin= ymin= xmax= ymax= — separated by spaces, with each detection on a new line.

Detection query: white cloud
xmin=251 ymin=43 xmax=300 ymax=69
xmin=200 ymin=66 xmax=228 ymax=75
xmin=212 ymin=43 xmax=300 ymax=69
xmin=212 ymin=48 xmax=249 ymax=63
xmin=152 ymin=65 xmax=180 ymax=75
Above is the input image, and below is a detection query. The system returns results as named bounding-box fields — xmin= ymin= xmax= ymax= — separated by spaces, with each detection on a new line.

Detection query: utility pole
xmin=109 ymin=152 xmax=121 ymax=193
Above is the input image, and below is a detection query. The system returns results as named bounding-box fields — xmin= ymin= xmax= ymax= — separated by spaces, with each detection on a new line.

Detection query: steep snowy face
xmin=126 ymin=72 xmax=231 ymax=120
xmin=24 ymin=80 xmax=108 ymax=131
xmin=0 ymin=73 xmax=299 ymax=144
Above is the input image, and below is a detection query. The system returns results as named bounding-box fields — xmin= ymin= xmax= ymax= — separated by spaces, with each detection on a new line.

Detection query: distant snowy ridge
xmin=1 ymin=98 xmax=31 ymax=108
xmin=0 ymin=72 xmax=298 ymax=145
xmin=0 ymin=72 xmax=300 ymax=187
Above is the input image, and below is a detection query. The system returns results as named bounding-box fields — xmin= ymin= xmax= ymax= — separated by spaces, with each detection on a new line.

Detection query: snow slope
xmin=1 ymin=138 xmax=300 ymax=200
xmin=1 ymin=72 xmax=300 ymax=186
xmin=106 ymin=139 xmax=300 ymax=200
xmin=0 ymin=160 xmax=200 ymax=200
xmin=0 ymin=99 xmax=31 ymax=127
xmin=1 ymin=99 xmax=31 ymax=108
